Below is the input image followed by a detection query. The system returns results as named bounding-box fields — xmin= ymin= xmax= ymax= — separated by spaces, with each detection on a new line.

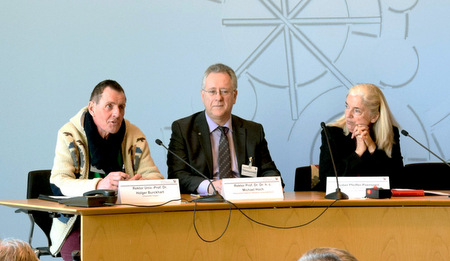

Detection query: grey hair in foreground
xmin=0 ymin=238 xmax=39 ymax=261
xmin=298 ymin=247 xmax=358 ymax=261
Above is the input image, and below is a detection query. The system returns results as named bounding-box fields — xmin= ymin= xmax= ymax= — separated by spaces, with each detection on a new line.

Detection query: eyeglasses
xmin=202 ymin=89 xmax=235 ymax=96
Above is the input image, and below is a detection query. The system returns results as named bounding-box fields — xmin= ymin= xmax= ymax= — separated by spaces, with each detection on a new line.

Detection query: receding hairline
xmin=90 ymin=80 xmax=126 ymax=103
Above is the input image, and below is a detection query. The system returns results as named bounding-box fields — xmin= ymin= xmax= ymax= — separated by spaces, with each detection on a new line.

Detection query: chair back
xmin=402 ymin=163 xmax=450 ymax=190
xmin=294 ymin=165 xmax=320 ymax=191
xmin=27 ymin=170 xmax=53 ymax=199
xmin=27 ymin=170 xmax=53 ymax=246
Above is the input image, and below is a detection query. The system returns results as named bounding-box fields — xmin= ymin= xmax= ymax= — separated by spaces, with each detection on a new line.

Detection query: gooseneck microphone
xmin=401 ymin=130 xmax=450 ymax=167
xmin=155 ymin=139 xmax=225 ymax=202
xmin=320 ymin=122 xmax=349 ymax=200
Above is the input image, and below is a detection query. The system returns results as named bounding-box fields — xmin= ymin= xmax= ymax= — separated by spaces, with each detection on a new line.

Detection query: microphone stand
xmin=321 ymin=122 xmax=349 ymax=200
xmin=401 ymin=130 xmax=450 ymax=167
xmin=155 ymin=139 xmax=225 ymax=203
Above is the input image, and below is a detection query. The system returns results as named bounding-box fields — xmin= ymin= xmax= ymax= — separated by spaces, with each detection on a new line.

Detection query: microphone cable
xmin=192 ymin=200 xmax=232 ymax=243
xmin=106 ymin=197 xmax=338 ymax=243
xmin=226 ymin=199 xmax=338 ymax=230
xmin=188 ymin=198 xmax=339 ymax=243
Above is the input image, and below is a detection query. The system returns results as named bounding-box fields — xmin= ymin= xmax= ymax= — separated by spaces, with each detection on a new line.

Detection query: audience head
xmin=201 ymin=63 xmax=238 ymax=125
xmin=298 ymin=247 xmax=358 ymax=261
xmin=331 ymin=83 xmax=398 ymax=157
xmin=0 ymin=238 xmax=39 ymax=261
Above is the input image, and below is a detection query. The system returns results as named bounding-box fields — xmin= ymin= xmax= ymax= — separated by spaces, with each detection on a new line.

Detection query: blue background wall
xmin=1 ymin=1 xmax=449 ymax=259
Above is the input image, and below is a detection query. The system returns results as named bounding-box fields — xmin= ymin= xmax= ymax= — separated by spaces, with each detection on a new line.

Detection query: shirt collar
xmin=204 ymin=112 xmax=232 ymax=134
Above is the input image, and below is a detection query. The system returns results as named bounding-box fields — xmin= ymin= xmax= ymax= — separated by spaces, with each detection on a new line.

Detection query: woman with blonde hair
xmin=317 ymin=84 xmax=404 ymax=191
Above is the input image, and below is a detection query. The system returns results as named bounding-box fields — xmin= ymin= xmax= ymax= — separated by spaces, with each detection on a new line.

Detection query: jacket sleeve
xmin=254 ymin=125 xmax=282 ymax=178
xmin=318 ymin=128 xmax=361 ymax=191
xmin=50 ymin=128 xmax=101 ymax=197
xmin=361 ymin=127 xmax=404 ymax=176
xmin=318 ymin=130 xmax=334 ymax=191
xmin=167 ymin=120 xmax=205 ymax=194
xmin=123 ymin=122 xmax=163 ymax=179
xmin=132 ymin=136 xmax=164 ymax=180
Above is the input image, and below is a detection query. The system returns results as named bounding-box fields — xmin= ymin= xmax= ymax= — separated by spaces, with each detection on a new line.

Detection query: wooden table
xmin=2 ymin=192 xmax=450 ymax=261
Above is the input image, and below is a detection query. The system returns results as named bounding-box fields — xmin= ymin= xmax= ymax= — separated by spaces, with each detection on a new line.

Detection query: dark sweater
xmin=317 ymin=126 xmax=403 ymax=191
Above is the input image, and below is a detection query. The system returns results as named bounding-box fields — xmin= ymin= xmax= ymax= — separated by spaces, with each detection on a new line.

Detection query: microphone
xmin=320 ymin=122 xmax=349 ymax=200
xmin=155 ymin=139 xmax=225 ymax=202
xmin=401 ymin=130 xmax=450 ymax=167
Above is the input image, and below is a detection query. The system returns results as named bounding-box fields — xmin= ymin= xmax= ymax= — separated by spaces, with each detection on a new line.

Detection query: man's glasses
xmin=202 ymin=89 xmax=235 ymax=96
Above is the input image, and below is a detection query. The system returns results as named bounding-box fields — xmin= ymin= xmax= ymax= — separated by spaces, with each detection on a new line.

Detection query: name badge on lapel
xmin=241 ymin=157 xmax=257 ymax=177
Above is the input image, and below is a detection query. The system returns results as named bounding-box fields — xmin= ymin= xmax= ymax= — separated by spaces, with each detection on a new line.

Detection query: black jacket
xmin=167 ymin=111 xmax=282 ymax=194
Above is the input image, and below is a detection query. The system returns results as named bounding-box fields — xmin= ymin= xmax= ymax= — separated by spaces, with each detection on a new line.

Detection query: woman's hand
xmin=352 ymin=124 xmax=376 ymax=156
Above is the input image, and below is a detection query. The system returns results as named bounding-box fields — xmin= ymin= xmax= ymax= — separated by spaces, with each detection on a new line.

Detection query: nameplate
xmin=118 ymin=179 xmax=181 ymax=205
xmin=326 ymin=176 xmax=390 ymax=199
xmin=222 ymin=177 xmax=284 ymax=201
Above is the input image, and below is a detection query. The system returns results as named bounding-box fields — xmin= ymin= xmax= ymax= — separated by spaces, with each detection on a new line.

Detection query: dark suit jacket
xmin=317 ymin=126 xmax=404 ymax=191
xmin=167 ymin=111 xmax=282 ymax=194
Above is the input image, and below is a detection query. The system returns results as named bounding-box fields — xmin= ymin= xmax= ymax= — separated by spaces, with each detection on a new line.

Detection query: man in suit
xmin=167 ymin=63 xmax=282 ymax=194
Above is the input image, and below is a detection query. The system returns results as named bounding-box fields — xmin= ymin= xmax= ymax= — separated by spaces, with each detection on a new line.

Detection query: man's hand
xmin=96 ymin=171 xmax=130 ymax=190
xmin=208 ymin=179 xmax=223 ymax=194
xmin=128 ymin=173 xmax=143 ymax=181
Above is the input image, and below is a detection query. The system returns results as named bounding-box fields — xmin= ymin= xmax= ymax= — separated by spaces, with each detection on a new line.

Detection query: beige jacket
xmin=49 ymin=107 xmax=163 ymax=255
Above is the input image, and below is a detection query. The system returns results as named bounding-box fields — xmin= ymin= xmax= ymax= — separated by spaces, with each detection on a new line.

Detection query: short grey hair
xmin=298 ymin=247 xmax=358 ymax=261
xmin=202 ymin=63 xmax=238 ymax=90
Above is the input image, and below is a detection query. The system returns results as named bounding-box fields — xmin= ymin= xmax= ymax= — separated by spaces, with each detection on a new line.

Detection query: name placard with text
xmin=326 ymin=176 xmax=390 ymax=199
xmin=222 ymin=177 xmax=284 ymax=201
xmin=118 ymin=179 xmax=181 ymax=204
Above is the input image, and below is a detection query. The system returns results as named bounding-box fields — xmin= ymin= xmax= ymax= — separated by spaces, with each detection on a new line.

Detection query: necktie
xmin=218 ymin=126 xmax=232 ymax=179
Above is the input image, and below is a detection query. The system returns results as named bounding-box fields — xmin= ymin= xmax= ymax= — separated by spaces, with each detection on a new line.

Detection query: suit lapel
xmin=232 ymin=115 xmax=246 ymax=171
xmin=194 ymin=112 xmax=214 ymax=177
